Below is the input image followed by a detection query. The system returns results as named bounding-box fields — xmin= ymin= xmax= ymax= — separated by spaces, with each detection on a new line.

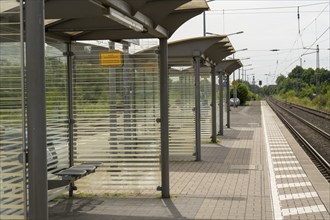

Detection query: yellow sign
xmin=232 ymin=80 xmax=237 ymax=86
xmin=201 ymin=73 xmax=209 ymax=79
xmin=100 ymin=50 xmax=123 ymax=67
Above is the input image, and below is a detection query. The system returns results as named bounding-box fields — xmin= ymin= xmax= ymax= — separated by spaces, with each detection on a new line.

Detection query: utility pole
xmin=316 ymin=44 xmax=319 ymax=69
xmin=302 ymin=44 xmax=320 ymax=69
xmin=203 ymin=0 xmax=216 ymax=36
xmin=203 ymin=12 xmax=206 ymax=36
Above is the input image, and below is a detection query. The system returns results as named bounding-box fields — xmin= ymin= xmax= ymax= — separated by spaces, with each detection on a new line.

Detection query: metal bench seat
xmin=48 ymin=163 xmax=101 ymax=190
xmin=56 ymin=168 xmax=88 ymax=177
xmin=71 ymin=164 xmax=96 ymax=173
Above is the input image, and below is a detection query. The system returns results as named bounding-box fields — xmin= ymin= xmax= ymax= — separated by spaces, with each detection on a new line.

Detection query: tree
xmin=236 ymin=83 xmax=249 ymax=105
xmin=276 ymin=75 xmax=286 ymax=85
xmin=301 ymin=68 xmax=314 ymax=84
xmin=288 ymin=66 xmax=304 ymax=79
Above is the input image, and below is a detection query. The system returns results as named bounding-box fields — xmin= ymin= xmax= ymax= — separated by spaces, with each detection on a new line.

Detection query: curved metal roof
xmin=0 ymin=0 xmax=208 ymax=42
xmin=168 ymin=36 xmax=236 ymax=65
xmin=215 ymin=59 xmax=243 ymax=75
xmin=44 ymin=0 xmax=208 ymax=41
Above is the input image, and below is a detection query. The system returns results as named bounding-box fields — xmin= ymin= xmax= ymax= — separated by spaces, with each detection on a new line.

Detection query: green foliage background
xmin=268 ymin=66 xmax=330 ymax=112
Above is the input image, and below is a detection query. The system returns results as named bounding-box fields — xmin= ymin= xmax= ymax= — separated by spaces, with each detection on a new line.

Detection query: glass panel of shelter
xmin=0 ymin=0 xmax=25 ymax=219
xmin=71 ymin=41 xmax=161 ymax=193
xmin=169 ymin=66 xmax=196 ymax=160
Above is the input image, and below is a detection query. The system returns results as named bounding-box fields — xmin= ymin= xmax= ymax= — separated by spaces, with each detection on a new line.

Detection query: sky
xmin=169 ymin=0 xmax=330 ymax=86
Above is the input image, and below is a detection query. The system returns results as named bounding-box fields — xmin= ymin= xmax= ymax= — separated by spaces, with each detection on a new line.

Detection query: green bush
xmin=236 ymin=83 xmax=249 ymax=105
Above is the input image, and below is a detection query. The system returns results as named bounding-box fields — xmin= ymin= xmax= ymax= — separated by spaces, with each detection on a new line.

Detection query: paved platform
xmin=49 ymin=101 xmax=329 ymax=220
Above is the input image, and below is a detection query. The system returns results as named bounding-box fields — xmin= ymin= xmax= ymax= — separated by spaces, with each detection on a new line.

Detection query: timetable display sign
xmin=100 ymin=50 xmax=123 ymax=67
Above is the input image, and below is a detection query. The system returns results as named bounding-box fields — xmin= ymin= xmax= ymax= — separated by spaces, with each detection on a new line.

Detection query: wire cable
xmin=210 ymin=2 xmax=328 ymax=12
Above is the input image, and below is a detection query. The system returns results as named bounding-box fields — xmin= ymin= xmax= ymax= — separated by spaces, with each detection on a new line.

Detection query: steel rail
xmin=267 ymin=99 xmax=330 ymax=182
xmin=288 ymin=102 xmax=330 ymax=120
xmin=269 ymin=98 xmax=330 ymax=140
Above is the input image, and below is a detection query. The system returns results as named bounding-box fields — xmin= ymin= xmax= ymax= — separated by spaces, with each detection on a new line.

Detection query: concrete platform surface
xmin=49 ymin=101 xmax=329 ymax=220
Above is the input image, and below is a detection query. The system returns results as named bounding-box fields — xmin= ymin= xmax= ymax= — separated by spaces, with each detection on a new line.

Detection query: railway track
xmin=267 ymin=97 xmax=330 ymax=182
xmin=287 ymin=102 xmax=330 ymax=120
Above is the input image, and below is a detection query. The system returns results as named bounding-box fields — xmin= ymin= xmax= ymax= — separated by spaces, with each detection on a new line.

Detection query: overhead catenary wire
xmin=301 ymin=27 xmax=330 ymax=56
xmin=272 ymin=3 xmax=329 ymax=74
xmin=208 ymin=0 xmax=328 ymax=1
xmin=279 ymin=27 xmax=330 ymax=74
xmin=206 ymin=0 xmax=329 ymax=81
xmin=300 ymin=4 xmax=329 ymax=34
xmin=207 ymin=10 xmax=329 ymax=15
xmin=209 ymin=2 xmax=328 ymax=12
xmin=298 ymin=6 xmax=301 ymax=34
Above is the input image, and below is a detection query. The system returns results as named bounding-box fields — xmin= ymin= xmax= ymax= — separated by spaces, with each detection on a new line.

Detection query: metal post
xmin=26 ymin=0 xmax=48 ymax=219
xmin=66 ymin=43 xmax=75 ymax=197
xmin=203 ymin=12 xmax=206 ymax=36
xmin=211 ymin=66 xmax=217 ymax=143
xmin=193 ymin=52 xmax=201 ymax=161
xmin=159 ymin=38 xmax=170 ymax=198
xmin=226 ymin=75 xmax=230 ymax=128
xmin=316 ymin=44 xmax=319 ymax=69
xmin=232 ymin=54 xmax=237 ymax=108
xmin=233 ymin=72 xmax=237 ymax=108
xmin=218 ymin=71 xmax=224 ymax=135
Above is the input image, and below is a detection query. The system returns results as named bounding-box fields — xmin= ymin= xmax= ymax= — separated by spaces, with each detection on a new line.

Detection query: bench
xmin=48 ymin=162 xmax=101 ymax=195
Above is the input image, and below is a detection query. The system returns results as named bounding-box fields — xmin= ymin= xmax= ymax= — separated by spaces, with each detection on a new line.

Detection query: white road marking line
xmin=273 ymin=161 xmax=299 ymax=165
xmin=272 ymin=156 xmax=296 ymax=159
xmin=279 ymin=192 xmax=318 ymax=201
xmin=271 ymin=152 xmax=294 ymax=155
xmin=275 ymin=174 xmax=307 ymax=179
xmin=282 ymin=205 xmax=327 ymax=216
xmin=277 ymin=182 xmax=312 ymax=189
xmin=274 ymin=167 xmax=303 ymax=171
xmin=270 ymin=148 xmax=292 ymax=151
xmin=262 ymin=103 xmax=283 ymax=220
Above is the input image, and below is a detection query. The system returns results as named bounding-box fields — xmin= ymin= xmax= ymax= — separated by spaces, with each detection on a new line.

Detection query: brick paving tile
xmin=49 ymin=101 xmax=329 ymax=220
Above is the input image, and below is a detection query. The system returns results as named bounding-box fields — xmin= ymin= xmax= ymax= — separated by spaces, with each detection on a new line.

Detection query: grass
xmin=208 ymin=139 xmax=221 ymax=144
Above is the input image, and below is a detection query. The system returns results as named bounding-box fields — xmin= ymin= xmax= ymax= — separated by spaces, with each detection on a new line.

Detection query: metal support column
xmin=66 ymin=43 xmax=75 ymax=197
xmin=193 ymin=52 xmax=201 ymax=161
xmin=218 ymin=71 xmax=224 ymax=135
xmin=26 ymin=0 xmax=48 ymax=219
xmin=316 ymin=44 xmax=319 ymax=69
xmin=226 ymin=75 xmax=230 ymax=128
xmin=159 ymin=38 xmax=170 ymax=198
xmin=211 ymin=66 xmax=217 ymax=143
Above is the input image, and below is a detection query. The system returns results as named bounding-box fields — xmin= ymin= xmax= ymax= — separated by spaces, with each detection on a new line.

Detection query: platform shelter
xmin=166 ymin=36 xmax=237 ymax=161
xmin=0 ymin=1 xmax=209 ymax=219
xmin=215 ymin=59 xmax=243 ymax=135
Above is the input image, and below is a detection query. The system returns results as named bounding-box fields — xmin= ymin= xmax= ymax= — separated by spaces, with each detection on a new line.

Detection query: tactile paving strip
xmin=261 ymin=102 xmax=329 ymax=220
